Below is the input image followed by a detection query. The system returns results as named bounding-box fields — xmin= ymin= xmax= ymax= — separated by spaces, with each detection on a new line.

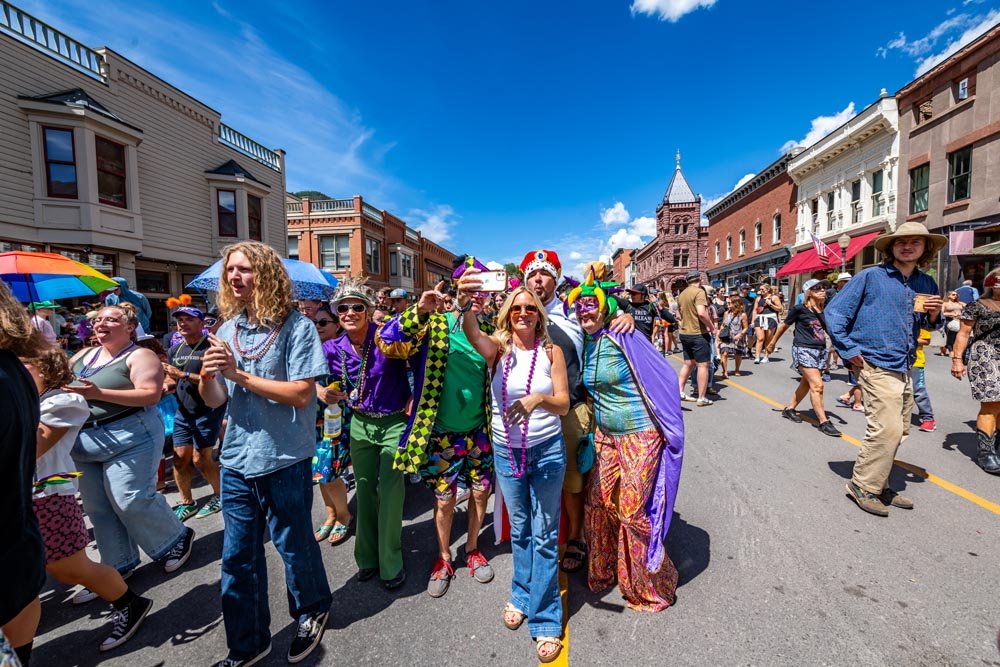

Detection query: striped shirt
xmin=825 ymin=262 xmax=938 ymax=373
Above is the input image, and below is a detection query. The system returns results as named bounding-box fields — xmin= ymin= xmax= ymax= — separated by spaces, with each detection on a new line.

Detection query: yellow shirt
xmin=677 ymin=285 xmax=709 ymax=335
xmin=914 ymin=328 xmax=932 ymax=368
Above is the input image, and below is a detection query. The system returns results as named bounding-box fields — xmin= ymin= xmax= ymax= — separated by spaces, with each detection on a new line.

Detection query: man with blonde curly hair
xmin=200 ymin=241 xmax=332 ymax=666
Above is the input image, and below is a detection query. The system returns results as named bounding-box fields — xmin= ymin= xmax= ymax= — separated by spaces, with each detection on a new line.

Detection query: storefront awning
xmin=970 ymin=239 xmax=1000 ymax=255
xmin=775 ymin=231 xmax=880 ymax=278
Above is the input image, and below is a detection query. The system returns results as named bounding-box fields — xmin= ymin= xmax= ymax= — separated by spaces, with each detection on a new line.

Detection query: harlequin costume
xmin=568 ymin=268 xmax=685 ymax=611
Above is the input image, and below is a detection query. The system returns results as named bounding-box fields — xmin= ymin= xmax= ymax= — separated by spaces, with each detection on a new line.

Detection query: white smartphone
xmin=478 ymin=270 xmax=508 ymax=292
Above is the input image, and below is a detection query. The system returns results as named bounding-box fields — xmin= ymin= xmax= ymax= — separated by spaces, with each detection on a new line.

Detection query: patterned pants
xmin=585 ymin=428 xmax=678 ymax=612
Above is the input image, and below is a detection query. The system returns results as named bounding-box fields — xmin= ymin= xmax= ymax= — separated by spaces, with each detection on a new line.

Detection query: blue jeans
xmin=911 ymin=367 xmax=934 ymax=421
xmin=220 ymin=459 xmax=332 ymax=659
xmin=72 ymin=407 xmax=186 ymax=572
xmin=494 ymin=434 xmax=565 ymax=638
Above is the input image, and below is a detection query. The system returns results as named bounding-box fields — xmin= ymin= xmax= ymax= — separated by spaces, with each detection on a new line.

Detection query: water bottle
xmin=323 ymin=402 xmax=342 ymax=440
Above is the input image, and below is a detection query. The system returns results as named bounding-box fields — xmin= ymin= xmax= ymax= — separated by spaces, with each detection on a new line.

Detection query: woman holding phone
xmin=456 ymin=274 xmax=570 ymax=664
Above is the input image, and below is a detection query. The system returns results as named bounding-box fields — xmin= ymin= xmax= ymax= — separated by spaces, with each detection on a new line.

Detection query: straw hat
xmin=873 ymin=221 xmax=947 ymax=255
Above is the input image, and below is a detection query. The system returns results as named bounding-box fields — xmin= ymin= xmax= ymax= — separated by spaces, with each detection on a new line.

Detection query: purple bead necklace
xmin=501 ymin=337 xmax=539 ymax=478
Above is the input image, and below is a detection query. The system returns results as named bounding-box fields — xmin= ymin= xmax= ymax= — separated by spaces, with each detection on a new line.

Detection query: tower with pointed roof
xmin=634 ymin=150 xmax=707 ymax=292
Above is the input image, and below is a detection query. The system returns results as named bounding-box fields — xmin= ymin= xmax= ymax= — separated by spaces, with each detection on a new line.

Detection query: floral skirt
xmin=585 ymin=428 xmax=678 ymax=612
xmin=33 ymin=494 xmax=89 ymax=564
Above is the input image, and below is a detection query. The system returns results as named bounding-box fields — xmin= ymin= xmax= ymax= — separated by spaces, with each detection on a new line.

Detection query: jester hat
xmin=451 ymin=255 xmax=490 ymax=283
xmin=565 ymin=261 xmax=620 ymax=318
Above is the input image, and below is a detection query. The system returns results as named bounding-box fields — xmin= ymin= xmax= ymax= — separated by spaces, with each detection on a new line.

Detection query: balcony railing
xmin=218 ymin=123 xmax=281 ymax=172
xmin=362 ymin=202 xmax=382 ymax=221
xmin=311 ymin=199 xmax=353 ymax=213
xmin=286 ymin=201 xmax=303 ymax=214
xmin=0 ymin=0 xmax=106 ymax=80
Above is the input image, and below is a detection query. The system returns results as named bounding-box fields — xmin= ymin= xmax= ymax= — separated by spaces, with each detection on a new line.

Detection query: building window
xmin=673 ymin=224 xmax=679 ymax=235
xmin=682 ymin=224 xmax=689 ymax=235
xmin=851 ymin=179 xmax=862 ymax=225
xmin=754 ymin=222 xmax=762 ymax=250
xmin=910 ymin=164 xmax=929 ymax=213
xmin=714 ymin=242 xmax=720 ymax=264
xmin=810 ymin=199 xmax=819 ymax=233
xmin=390 ymin=251 xmax=398 ymax=276
xmin=673 ymin=248 xmax=689 ymax=267
xmin=365 ymin=238 xmax=382 ymax=274
xmin=247 ymin=195 xmax=262 ymax=241
xmin=287 ymin=235 xmax=299 ymax=259
xmin=319 ymin=235 xmax=350 ymax=270
xmin=726 ymin=236 xmax=732 ymax=260
xmin=772 ymin=214 xmax=781 ymax=243
xmin=736 ymin=230 xmax=745 ymax=256
xmin=135 ymin=270 xmax=169 ymax=294
xmin=43 ymin=126 xmax=77 ymax=199
xmin=871 ymin=170 xmax=884 ymax=217
xmin=948 ymin=146 xmax=972 ymax=202
xmin=826 ymin=191 xmax=836 ymax=231
xmin=402 ymin=254 xmax=413 ymax=278
xmin=217 ymin=190 xmax=237 ymax=237
xmin=96 ymin=137 xmax=127 ymax=208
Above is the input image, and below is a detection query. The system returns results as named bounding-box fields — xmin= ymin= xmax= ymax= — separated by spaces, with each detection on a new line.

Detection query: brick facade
xmin=634 ymin=159 xmax=707 ymax=293
xmin=705 ymin=153 xmax=799 ymax=288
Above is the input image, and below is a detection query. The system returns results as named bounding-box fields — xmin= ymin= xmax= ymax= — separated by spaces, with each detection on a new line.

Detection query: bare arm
xmin=36 ymin=423 xmax=69 ymax=460
xmin=64 ymin=348 xmax=164 ymax=407
xmin=767 ymin=322 xmax=791 ymax=354
xmin=505 ymin=345 xmax=571 ymax=423
xmin=199 ymin=372 xmax=228 ymax=409
xmin=951 ymin=319 xmax=975 ymax=379
xmin=696 ymin=304 xmax=716 ymax=335
xmin=455 ymin=271 xmax=501 ymax=363
xmin=201 ymin=336 xmax=314 ymax=409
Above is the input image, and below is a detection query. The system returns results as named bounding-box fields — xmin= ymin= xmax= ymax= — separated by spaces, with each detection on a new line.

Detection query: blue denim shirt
xmin=217 ymin=310 xmax=327 ymax=478
xmin=825 ymin=262 xmax=938 ymax=373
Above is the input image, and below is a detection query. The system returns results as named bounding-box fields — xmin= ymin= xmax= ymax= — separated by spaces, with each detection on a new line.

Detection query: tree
xmin=504 ymin=262 xmax=523 ymax=280
xmin=293 ymin=190 xmax=334 ymax=200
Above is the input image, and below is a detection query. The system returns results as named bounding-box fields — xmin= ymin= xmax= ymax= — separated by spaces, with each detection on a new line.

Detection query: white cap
xmin=836 ymin=272 xmax=852 ymax=282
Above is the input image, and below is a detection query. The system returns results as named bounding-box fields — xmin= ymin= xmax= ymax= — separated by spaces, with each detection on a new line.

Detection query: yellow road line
xmin=542 ymin=549 xmax=570 ymax=667
xmin=721 ymin=375 xmax=1000 ymax=517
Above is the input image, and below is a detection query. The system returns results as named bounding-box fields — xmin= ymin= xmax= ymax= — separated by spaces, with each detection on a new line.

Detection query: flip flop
xmin=327 ymin=522 xmax=352 ymax=546
xmin=560 ymin=539 xmax=587 ymax=573
xmin=314 ymin=524 xmax=334 ymax=541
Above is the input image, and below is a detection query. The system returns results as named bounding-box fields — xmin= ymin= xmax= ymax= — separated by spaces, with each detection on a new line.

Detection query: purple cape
xmin=599 ymin=329 xmax=684 ymax=572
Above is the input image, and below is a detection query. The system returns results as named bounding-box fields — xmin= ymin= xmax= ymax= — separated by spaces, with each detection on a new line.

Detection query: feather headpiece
xmin=331 ymin=275 xmax=375 ymax=307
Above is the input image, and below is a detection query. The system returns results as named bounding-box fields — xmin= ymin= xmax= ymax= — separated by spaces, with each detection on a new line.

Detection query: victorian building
xmin=785 ymin=90 xmax=899 ymax=279
xmin=896 ymin=22 xmax=1000 ymax=289
xmin=0 ymin=1 xmax=285 ymax=333
xmin=634 ymin=152 xmax=707 ymax=293
xmin=705 ymin=152 xmax=799 ymax=291
xmin=286 ymin=195 xmax=456 ymax=291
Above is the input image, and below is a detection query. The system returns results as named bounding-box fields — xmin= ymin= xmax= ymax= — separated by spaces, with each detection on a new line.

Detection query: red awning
xmin=775 ymin=231 xmax=880 ymax=278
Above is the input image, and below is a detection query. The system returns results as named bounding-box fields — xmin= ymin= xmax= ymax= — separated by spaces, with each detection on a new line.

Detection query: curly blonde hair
xmin=216 ymin=241 xmax=293 ymax=327
xmin=494 ymin=286 xmax=550 ymax=356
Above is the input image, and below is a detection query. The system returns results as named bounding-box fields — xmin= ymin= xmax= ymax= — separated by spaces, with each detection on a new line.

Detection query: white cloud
xmin=780 ymin=102 xmax=856 ymax=154
xmin=630 ymin=0 xmax=717 ymax=22
xmin=876 ymin=14 xmax=972 ymax=58
xmin=733 ymin=173 xmax=756 ymax=190
xmin=700 ymin=172 xmax=756 ymax=222
xmin=915 ymin=9 xmax=1000 ymax=75
xmin=600 ymin=201 xmax=631 ymax=225
xmin=630 ymin=215 xmax=657 ymax=237
xmin=408 ymin=205 xmax=458 ymax=245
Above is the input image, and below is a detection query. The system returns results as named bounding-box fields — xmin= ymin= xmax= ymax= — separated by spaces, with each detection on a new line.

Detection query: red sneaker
xmin=919 ymin=420 xmax=937 ymax=432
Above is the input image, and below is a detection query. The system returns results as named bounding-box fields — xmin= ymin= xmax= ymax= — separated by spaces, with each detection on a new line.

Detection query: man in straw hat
xmin=825 ymin=221 xmax=946 ymax=517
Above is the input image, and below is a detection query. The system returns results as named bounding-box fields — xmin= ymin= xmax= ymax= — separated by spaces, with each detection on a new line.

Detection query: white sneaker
xmin=761 ymin=356 xmax=770 ymax=363
xmin=696 ymin=397 xmax=714 ymax=407
xmin=681 ymin=393 xmax=697 ymax=402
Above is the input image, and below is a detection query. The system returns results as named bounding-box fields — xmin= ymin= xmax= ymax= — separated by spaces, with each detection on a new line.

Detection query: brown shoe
xmin=845 ymin=481 xmax=889 ymax=517
xmin=878 ymin=489 xmax=913 ymax=509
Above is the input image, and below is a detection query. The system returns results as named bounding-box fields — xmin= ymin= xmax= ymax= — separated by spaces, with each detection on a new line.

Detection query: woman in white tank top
xmin=457 ymin=280 xmax=570 ymax=663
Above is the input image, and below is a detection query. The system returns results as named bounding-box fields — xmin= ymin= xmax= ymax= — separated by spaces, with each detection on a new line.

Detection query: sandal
xmin=502 ymin=602 xmax=526 ymax=630
xmin=560 ymin=539 xmax=587 ymax=573
xmin=536 ymin=636 xmax=563 ymax=663
xmin=836 ymin=397 xmax=852 ymax=408
xmin=314 ymin=523 xmax=334 ymax=541
xmin=327 ymin=521 xmax=352 ymax=546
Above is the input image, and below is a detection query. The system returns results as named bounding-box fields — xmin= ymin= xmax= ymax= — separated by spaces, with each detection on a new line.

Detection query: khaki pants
xmin=561 ymin=402 xmax=593 ymax=494
xmin=852 ymin=361 xmax=914 ymax=494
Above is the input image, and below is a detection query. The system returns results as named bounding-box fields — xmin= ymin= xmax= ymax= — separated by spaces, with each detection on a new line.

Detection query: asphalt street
xmin=33 ymin=332 xmax=1000 ymax=666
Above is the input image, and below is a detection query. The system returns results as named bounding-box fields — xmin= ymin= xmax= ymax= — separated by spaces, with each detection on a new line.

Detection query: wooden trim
xmin=217 ymin=189 xmax=238 ymax=238
xmin=95 ymin=135 xmax=127 ymax=209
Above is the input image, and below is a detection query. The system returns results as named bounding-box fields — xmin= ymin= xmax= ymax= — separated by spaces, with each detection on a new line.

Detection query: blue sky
xmin=20 ymin=0 xmax=1000 ymax=276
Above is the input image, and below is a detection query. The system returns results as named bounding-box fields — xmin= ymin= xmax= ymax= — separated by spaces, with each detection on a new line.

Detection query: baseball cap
xmin=685 ymin=271 xmax=702 ymax=281
xmin=626 ymin=284 xmax=649 ymax=295
xmin=802 ymin=279 xmax=830 ymax=293
xmin=835 ymin=272 xmax=852 ymax=282
xmin=388 ymin=288 xmax=409 ymax=299
xmin=738 ymin=283 xmax=750 ymax=289
xmin=171 ymin=306 xmax=205 ymax=319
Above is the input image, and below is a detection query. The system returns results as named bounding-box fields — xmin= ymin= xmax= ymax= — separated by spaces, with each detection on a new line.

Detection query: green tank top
xmin=72 ymin=347 xmax=139 ymax=421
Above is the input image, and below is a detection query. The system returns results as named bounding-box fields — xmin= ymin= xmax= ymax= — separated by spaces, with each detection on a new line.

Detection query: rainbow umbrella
xmin=0 ymin=251 xmax=118 ymax=303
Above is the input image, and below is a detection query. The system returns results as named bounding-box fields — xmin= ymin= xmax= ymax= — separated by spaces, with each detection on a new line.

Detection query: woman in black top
xmin=767 ymin=280 xmax=841 ymax=437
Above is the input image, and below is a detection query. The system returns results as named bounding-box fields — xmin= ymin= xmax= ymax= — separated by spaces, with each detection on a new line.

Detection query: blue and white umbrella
xmin=187 ymin=258 xmax=337 ymax=301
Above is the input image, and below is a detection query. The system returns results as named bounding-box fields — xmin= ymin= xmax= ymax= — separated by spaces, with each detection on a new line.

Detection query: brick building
xmin=610 ymin=247 xmax=636 ymax=288
xmin=896 ymin=23 xmax=1000 ymax=289
xmin=705 ymin=152 xmax=799 ymax=291
xmin=634 ymin=153 xmax=707 ymax=293
xmin=286 ymin=195 xmax=455 ymax=292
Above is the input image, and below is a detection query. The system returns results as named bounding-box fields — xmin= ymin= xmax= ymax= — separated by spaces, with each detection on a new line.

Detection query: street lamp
xmin=838 ymin=233 xmax=851 ymax=273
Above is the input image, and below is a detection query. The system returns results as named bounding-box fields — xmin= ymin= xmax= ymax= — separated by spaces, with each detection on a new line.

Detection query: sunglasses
xmin=336 ymin=304 xmax=367 ymax=314
xmin=510 ymin=304 xmax=538 ymax=315
xmin=314 ymin=318 xmax=335 ymax=327
xmin=203 ymin=316 xmax=218 ymax=326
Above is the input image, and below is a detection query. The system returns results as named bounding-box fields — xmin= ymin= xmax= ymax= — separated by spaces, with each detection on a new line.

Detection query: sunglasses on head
xmin=510 ymin=304 xmax=538 ymax=315
xmin=204 ymin=316 xmax=218 ymax=326
xmin=314 ymin=318 xmax=335 ymax=327
xmin=336 ymin=304 xmax=367 ymax=314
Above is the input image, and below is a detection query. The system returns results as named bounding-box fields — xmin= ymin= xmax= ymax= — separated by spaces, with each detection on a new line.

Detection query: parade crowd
xmin=2 ymin=220 xmax=999 ymax=666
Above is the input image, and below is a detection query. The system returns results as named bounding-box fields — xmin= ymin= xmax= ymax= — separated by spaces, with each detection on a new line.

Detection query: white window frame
xmin=772 ymin=213 xmax=781 ymax=243
xmin=726 ymin=236 xmax=732 ymax=260
xmin=319 ymin=234 xmax=351 ymax=271
xmin=738 ymin=230 xmax=746 ymax=256
xmin=754 ymin=222 xmax=762 ymax=250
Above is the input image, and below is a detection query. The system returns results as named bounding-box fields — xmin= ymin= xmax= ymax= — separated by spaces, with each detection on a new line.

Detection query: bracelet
xmin=184 ymin=371 xmax=190 ymax=380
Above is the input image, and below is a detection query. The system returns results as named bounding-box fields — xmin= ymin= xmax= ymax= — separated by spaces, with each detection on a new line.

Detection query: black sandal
xmin=560 ymin=539 xmax=587 ymax=573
